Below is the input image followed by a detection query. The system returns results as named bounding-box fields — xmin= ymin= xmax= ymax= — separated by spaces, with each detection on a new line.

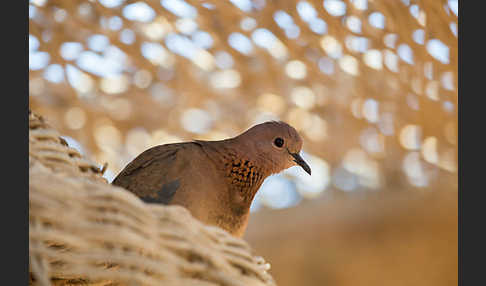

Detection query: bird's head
xmin=237 ymin=121 xmax=311 ymax=175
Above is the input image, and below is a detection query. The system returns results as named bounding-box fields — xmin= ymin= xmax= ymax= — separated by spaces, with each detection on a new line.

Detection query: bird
xmin=112 ymin=121 xmax=311 ymax=237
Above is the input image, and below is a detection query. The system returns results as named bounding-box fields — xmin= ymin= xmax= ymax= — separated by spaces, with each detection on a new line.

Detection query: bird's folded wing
xmin=112 ymin=143 xmax=190 ymax=204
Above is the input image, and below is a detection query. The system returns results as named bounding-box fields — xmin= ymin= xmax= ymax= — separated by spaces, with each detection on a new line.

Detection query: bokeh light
xmin=29 ymin=0 xmax=457 ymax=213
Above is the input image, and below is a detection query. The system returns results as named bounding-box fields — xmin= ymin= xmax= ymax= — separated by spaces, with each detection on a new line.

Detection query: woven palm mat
xmin=29 ymin=111 xmax=275 ymax=286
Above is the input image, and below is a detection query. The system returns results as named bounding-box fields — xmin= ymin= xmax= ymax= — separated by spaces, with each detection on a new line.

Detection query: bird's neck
xmin=197 ymin=139 xmax=274 ymax=236
xmin=202 ymin=139 xmax=270 ymax=209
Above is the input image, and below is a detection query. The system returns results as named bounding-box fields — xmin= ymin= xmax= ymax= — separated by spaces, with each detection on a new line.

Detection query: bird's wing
xmin=112 ymin=143 xmax=194 ymax=204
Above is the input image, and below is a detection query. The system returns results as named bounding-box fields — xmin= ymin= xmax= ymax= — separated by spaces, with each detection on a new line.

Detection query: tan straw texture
xmin=29 ymin=111 xmax=275 ymax=286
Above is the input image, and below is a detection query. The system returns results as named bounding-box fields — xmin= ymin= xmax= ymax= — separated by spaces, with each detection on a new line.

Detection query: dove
xmin=112 ymin=121 xmax=311 ymax=237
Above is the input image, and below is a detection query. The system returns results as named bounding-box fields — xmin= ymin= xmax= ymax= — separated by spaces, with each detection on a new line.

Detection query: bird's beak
xmin=290 ymin=152 xmax=312 ymax=175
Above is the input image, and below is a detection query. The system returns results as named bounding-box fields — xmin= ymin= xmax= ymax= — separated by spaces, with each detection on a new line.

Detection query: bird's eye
xmin=274 ymin=137 xmax=284 ymax=148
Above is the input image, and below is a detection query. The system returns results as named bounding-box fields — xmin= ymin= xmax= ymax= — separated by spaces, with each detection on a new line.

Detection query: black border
xmin=459 ymin=1 xmax=483 ymax=285
xmin=8 ymin=0 xmax=29 ymax=284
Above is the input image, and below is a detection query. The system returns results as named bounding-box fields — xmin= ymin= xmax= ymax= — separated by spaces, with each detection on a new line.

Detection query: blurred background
xmin=29 ymin=0 xmax=457 ymax=285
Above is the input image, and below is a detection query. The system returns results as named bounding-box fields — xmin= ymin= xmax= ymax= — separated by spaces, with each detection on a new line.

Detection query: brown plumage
xmin=112 ymin=121 xmax=311 ymax=237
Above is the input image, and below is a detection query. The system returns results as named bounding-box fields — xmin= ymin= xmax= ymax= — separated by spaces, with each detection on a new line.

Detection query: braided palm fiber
xmin=29 ymin=111 xmax=107 ymax=183
xmin=29 ymin=112 xmax=275 ymax=286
